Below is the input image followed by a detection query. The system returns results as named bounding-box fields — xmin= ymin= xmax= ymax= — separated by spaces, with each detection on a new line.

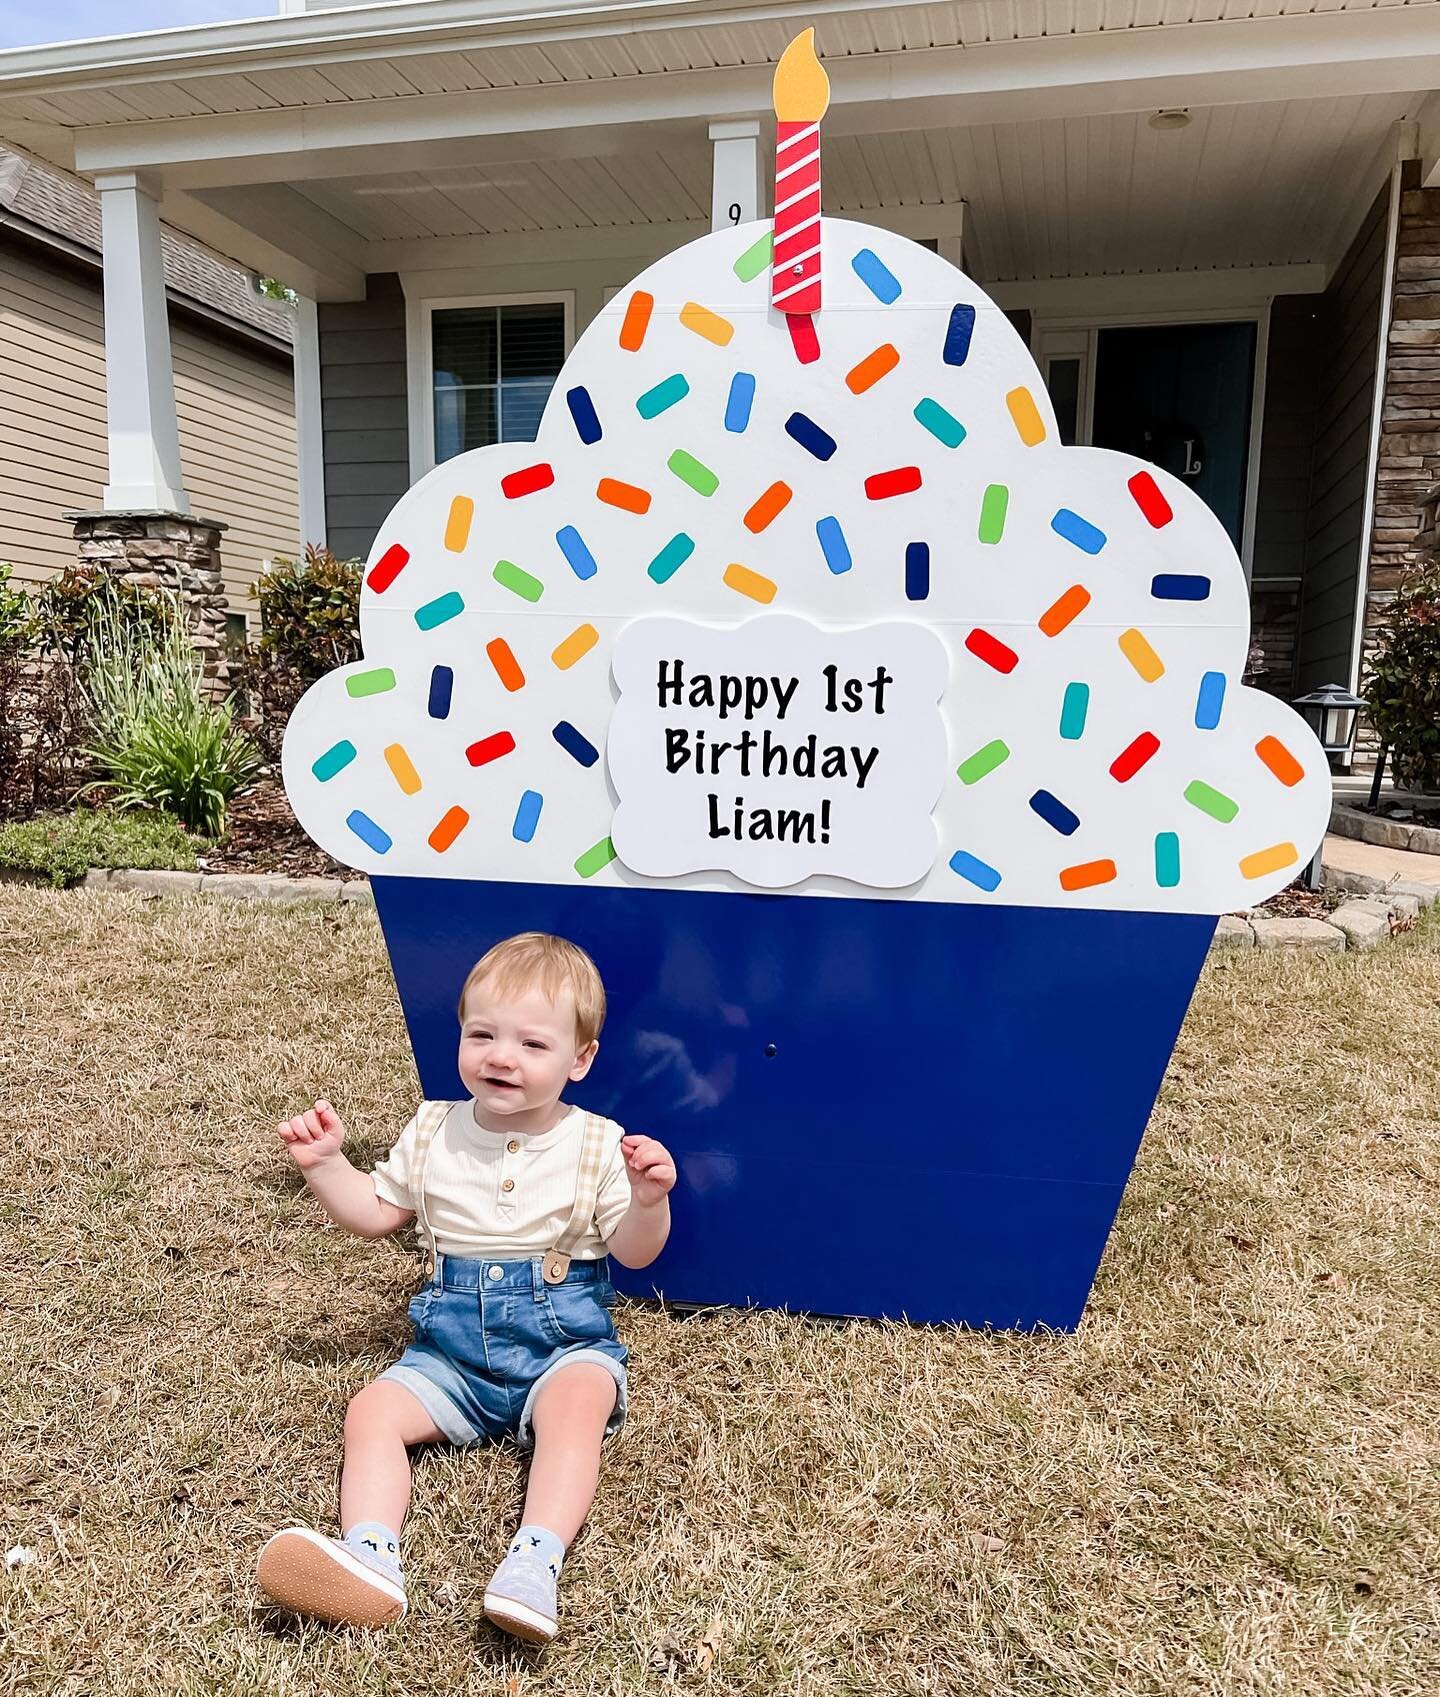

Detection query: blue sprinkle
xmin=556 ymin=524 xmax=598 ymax=581
xmin=1029 ymin=789 xmax=1081 ymax=836
xmin=785 ymin=412 xmax=836 ymax=460
xmin=949 ymin=850 xmax=1002 ymax=893
xmin=346 ymin=810 xmax=391 ymax=855
xmin=414 ymin=591 xmax=464 ymax=631
xmin=943 ymin=304 xmax=976 ymax=366
xmin=552 ymin=721 xmax=599 ymax=768
xmin=1152 ymin=573 xmax=1211 ymax=601
xmin=914 ymin=397 xmax=966 ymax=449
xmin=851 ymin=247 xmax=902 ymax=304
xmin=725 ymin=372 xmax=756 ymax=433
xmin=565 ymin=385 xmax=602 ymax=444
xmin=1155 ymin=831 xmax=1181 ymax=888
xmin=647 ymin=533 xmax=695 ymax=584
xmin=1059 ymin=682 xmax=1089 ymax=741
xmin=905 ymin=542 xmax=929 ymax=602
xmin=311 ymin=741 xmax=355 ymax=783
xmin=636 ymin=373 xmax=689 ymax=419
xmin=427 ymin=666 xmax=453 ymax=720
xmin=1195 ymin=671 xmax=1226 ymax=730
xmin=816 ymin=515 xmax=852 ymax=576
xmin=512 ymin=790 xmax=544 ymax=843
xmin=1051 ymin=509 xmax=1107 ymax=554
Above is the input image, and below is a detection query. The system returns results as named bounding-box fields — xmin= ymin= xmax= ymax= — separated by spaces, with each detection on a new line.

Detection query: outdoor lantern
xmin=1292 ymin=683 xmax=1366 ymax=760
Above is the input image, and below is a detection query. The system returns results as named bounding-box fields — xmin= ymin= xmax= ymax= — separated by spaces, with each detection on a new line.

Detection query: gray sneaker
xmin=483 ymin=1541 xmax=559 ymax=1643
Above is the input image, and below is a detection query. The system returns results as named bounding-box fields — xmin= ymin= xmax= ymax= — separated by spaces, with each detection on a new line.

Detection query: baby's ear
xmin=570 ymin=1039 xmax=599 ymax=1081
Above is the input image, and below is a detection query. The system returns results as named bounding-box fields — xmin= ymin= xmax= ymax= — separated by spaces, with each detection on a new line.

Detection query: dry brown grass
xmin=1 ymin=887 xmax=1437 ymax=1697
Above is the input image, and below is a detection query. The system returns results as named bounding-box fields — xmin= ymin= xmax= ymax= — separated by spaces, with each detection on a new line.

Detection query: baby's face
xmin=458 ymin=978 xmax=596 ymax=1132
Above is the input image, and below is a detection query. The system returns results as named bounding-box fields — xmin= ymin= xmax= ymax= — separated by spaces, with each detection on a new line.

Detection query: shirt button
xmin=501 ymin=1178 xmax=515 ymax=1193
xmin=487 ymin=1265 xmax=503 ymax=1281
xmin=507 ymin=1139 xmax=520 ymax=1153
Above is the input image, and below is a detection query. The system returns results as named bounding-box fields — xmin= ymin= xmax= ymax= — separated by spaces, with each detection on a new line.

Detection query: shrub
xmin=1366 ymin=557 xmax=1440 ymax=793
xmin=0 ymin=563 xmax=34 ymax=655
xmin=0 ymin=651 xmax=89 ymax=820
xmin=249 ymin=543 xmax=362 ymax=681
xmin=32 ymin=563 xmax=172 ymax=669
xmin=0 ymin=807 xmax=203 ymax=888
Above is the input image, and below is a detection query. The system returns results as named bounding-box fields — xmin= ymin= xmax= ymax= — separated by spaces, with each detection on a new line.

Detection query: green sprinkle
xmin=733 ymin=231 xmax=773 ymax=282
xmin=978 ymin=483 xmax=1009 ymax=545
xmin=956 ymin=740 xmax=1011 ymax=785
xmin=574 ymin=837 xmax=617 ymax=879
xmin=637 ymin=374 xmax=690 ymax=419
xmin=1184 ymin=780 xmax=1239 ymax=824
xmin=414 ymin=591 xmax=464 ymax=630
xmin=346 ymin=668 xmax=395 ymax=698
xmin=311 ymin=740 xmax=356 ymax=782
xmin=667 ymin=449 xmax=719 ymax=497
xmin=914 ymin=397 xmax=966 ymax=449
xmin=494 ymin=560 xmax=543 ymax=603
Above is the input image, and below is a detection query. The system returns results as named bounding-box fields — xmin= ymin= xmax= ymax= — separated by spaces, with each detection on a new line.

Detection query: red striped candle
xmin=772 ymin=30 xmax=829 ymax=316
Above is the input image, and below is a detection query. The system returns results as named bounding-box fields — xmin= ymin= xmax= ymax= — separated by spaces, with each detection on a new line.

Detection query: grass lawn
xmin=1 ymin=888 xmax=1437 ymax=1697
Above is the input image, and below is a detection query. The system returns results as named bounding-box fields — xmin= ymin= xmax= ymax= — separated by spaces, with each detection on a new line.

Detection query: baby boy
xmin=257 ymin=931 xmax=676 ymax=1643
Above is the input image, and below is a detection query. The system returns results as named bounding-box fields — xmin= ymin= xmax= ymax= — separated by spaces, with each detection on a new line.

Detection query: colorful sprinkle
xmin=427 ymin=666 xmax=453 ymax=720
xmin=501 ymin=462 xmax=554 ymax=500
xmin=1006 ymin=387 xmax=1046 ymax=446
xmin=444 ymin=497 xmax=473 ymax=552
xmin=429 ymin=806 xmax=469 ymax=853
xmin=1255 ymin=736 xmax=1304 ymax=786
xmin=787 ymin=313 xmax=821 ymax=364
xmin=414 ymin=591 xmax=463 ymax=631
xmin=956 ymin=740 xmax=1010 ymax=785
xmin=346 ymin=811 xmax=391 ymax=855
xmin=978 ymin=484 xmax=1009 ymax=545
xmin=512 ymin=791 xmax=543 ymax=843
xmin=555 ymin=525 xmax=597 ymax=581
xmin=816 ymin=515 xmax=851 ymax=575
xmin=466 ymin=731 xmax=515 ymax=767
xmin=668 ymin=449 xmax=719 ymax=497
xmin=1128 ymin=469 xmax=1173 ymax=527
xmin=966 ymin=629 xmax=1019 ymax=673
xmin=1039 ymin=586 xmax=1091 ymax=637
xmin=1151 ymin=574 xmax=1210 ymax=601
xmin=575 ymin=837 xmax=617 ymax=879
xmin=905 ymin=542 xmax=929 ymax=602
xmin=366 ymin=543 xmax=408 ymax=594
xmin=1059 ymin=682 xmax=1089 ymax=741
xmin=734 ymin=231 xmax=773 ymax=282
xmin=311 ymin=741 xmax=355 ymax=782
xmin=1185 ymin=780 xmax=1239 ymax=823
xmin=384 ymin=743 xmax=422 ymax=795
xmin=914 ymin=398 xmax=966 ymax=449
xmin=619 ymin=291 xmax=653 ymax=351
xmin=648 ymin=533 xmax=695 ymax=584
xmin=1195 ymin=672 xmax=1226 ymax=730
xmin=680 ymin=302 xmax=734 ymax=346
xmin=493 ymin=560 xmax=543 ymax=603
xmin=725 ymin=372 xmax=756 ymax=433
xmin=346 ymin=668 xmax=395 ymax=698
xmin=785 ymin=413 xmax=836 ymax=460
xmin=1059 ymin=859 xmax=1116 ymax=892
xmin=1118 ymin=628 xmax=1164 ymax=682
xmin=1110 ymin=731 xmax=1161 ymax=783
xmin=847 ymin=344 xmax=899 ymax=394
xmin=566 ymin=386 xmax=602 ymax=444
xmin=745 ymin=481 xmax=792 ymax=533
xmin=1240 ymin=842 xmax=1299 ymax=881
xmin=1051 ymin=510 xmax=1107 ymax=554
xmin=852 ymin=248 xmax=902 ymax=304
xmin=486 ymin=638 xmax=525 ymax=692
xmin=866 ymin=466 xmax=922 ymax=500
xmin=552 ymin=720 xmax=598 ymax=768
xmin=1154 ymin=831 xmax=1181 ymax=888
xmin=597 ymin=477 xmax=651 ymax=514
xmin=724 ymin=563 xmax=777 ymax=604
xmin=551 ymin=624 xmax=599 ymax=670
xmin=949 ymin=850 xmax=1001 ymax=892
xmin=943 ymin=303 xmax=976 ymax=366
xmin=636 ymin=374 xmax=689 ymax=419
xmin=1029 ymin=789 xmax=1080 ymax=836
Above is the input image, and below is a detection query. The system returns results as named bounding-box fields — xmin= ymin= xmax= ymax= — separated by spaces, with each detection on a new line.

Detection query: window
xmin=431 ymin=302 xmax=566 ymax=464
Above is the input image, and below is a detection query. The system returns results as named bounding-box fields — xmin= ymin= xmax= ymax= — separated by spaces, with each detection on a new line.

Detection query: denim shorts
xmin=379 ymin=1253 xmax=628 ymax=1449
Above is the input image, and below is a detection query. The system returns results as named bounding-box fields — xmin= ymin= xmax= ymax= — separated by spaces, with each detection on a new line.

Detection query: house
xmin=0 ymin=0 xmax=1435 ymax=758
xmin=0 ymin=142 xmax=299 ymax=648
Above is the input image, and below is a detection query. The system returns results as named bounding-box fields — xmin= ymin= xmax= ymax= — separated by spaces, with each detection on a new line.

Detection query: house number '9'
xmin=728 ymin=202 xmax=742 ymax=225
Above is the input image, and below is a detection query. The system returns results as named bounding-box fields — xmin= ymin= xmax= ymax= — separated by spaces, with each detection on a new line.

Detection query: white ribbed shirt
xmin=370 ymin=1100 xmax=633 ymax=1260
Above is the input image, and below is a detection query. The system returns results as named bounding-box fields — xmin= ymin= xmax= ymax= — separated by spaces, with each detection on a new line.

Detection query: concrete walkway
xmin=1323 ymin=833 xmax=1440 ymax=889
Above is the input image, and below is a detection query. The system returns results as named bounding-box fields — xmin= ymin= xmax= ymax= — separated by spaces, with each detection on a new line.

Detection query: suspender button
xmin=507 ymin=1139 xmax=520 ymax=1153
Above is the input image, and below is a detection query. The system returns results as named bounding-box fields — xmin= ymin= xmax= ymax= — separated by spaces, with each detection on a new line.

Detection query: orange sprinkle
xmin=846 ymin=344 xmax=900 ymax=394
xmin=744 ymin=481 xmax=793 ymax=533
xmin=1038 ymin=584 xmax=1091 ymax=637
xmin=486 ymin=637 xmax=525 ymax=692
xmin=552 ymin=623 xmax=599 ymax=670
xmin=1239 ymin=842 xmax=1298 ymax=881
xmin=679 ymin=301 xmax=734 ymax=346
xmin=723 ymin=563 xmax=777 ymax=604
xmin=428 ymin=806 xmax=470 ymax=854
xmin=1060 ymin=858 xmax=1118 ymax=892
xmin=1118 ymin=628 xmax=1165 ymax=682
xmin=1006 ymin=386 xmax=1047 ymax=446
xmin=1255 ymin=736 xmax=1304 ymax=787
xmin=383 ymin=744 xmax=421 ymax=796
xmin=618 ymin=290 xmax=653 ymax=352
xmin=597 ymin=477 xmax=652 ymax=514
xmin=444 ymin=495 xmax=474 ymax=552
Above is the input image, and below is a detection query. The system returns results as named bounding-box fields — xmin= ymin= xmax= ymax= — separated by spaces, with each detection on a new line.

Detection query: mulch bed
xmin=203 ymin=780 xmax=364 ymax=881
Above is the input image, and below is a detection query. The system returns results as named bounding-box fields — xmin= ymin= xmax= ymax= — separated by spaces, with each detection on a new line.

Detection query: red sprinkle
xmin=366 ymin=543 xmax=409 ymax=594
xmin=501 ymin=463 xmax=555 ymax=499
xmin=964 ymin=628 xmax=1019 ymax=673
xmin=787 ymin=313 xmax=821 ymax=365
xmin=1109 ymin=731 xmax=1161 ymax=782
xmin=465 ymin=732 xmax=516 ymax=767
xmin=1128 ymin=470 xmax=1173 ymax=528
xmin=865 ymin=466 xmax=923 ymax=500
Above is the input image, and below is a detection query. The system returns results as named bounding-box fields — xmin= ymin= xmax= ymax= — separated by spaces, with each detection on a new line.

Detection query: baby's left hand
xmin=621 ymin=1135 xmax=676 ymax=1206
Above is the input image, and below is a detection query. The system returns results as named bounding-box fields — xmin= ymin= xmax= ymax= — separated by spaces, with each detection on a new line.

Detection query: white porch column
xmin=95 ymin=169 xmax=189 ymax=512
xmin=709 ymin=120 xmax=763 ymax=232
xmin=294 ymin=294 xmax=327 ymax=546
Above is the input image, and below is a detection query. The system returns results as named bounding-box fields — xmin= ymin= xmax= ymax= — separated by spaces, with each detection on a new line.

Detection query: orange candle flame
xmin=773 ymin=28 xmax=830 ymax=123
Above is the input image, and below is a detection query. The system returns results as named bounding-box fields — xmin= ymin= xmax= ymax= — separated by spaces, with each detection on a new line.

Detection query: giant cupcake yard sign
xmin=284 ymin=33 xmax=1330 ymax=1329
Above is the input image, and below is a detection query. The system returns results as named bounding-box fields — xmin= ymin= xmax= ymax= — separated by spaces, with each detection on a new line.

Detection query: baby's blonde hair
xmin=456 ymin=932 xmax=606 ymax=1048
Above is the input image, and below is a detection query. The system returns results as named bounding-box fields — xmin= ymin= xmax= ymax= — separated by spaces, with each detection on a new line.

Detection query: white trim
xmin=709 ymin=117 xmax=762 ymax=233
xmin=294 ymin=293 xmax=325 ymax=547
xmin=1242 ymin=305 xmax=1271 ymax=585
xmin=990 ymin=265 xmax=1325 ymax=318
xmin=402 ymin=285 xmax=575 ymax=485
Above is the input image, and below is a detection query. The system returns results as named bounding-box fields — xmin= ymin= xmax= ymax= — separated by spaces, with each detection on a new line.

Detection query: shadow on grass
xmin=278 ymin=1323 xmax=410 ymax=1366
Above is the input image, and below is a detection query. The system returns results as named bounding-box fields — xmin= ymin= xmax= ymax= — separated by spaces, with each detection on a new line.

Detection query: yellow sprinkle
xmin=1239 ymin=842 xmax=1298 ymax=881
xmin=680 ymin=302 xmax=735 ymax=346
xmin=1118 ymin=627 xmax=1165 ymax=682
xmin=383 ymin=744 xmax=422 ymax=796
xmin=1006 ymin=386 xmax=1046 ymax=447
xmin=723 ymin=563 xmax=777 ymax=604
xmin=552 ymin=623 xmax=599 ymax=670
xmin=444 ymin=495 xmax=474 ymax=553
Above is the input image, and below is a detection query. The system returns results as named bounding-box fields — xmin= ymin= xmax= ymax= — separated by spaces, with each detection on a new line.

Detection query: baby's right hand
xmin=277 ymin=1099 xmax=346 ymax=1170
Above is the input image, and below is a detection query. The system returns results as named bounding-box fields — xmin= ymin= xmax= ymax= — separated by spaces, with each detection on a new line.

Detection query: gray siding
xmin=319 ymin=272 xmax=409 ymax=562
